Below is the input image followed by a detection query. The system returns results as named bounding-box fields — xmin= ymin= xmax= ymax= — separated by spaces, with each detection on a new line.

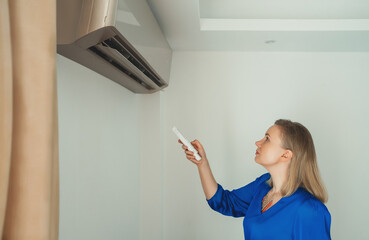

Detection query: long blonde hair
xmin=266 ymin=119 xmax=328 ymax=203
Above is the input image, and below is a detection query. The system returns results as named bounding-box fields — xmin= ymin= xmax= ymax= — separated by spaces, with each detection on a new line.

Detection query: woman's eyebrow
xmin=265 ymin=133 xmax=271 ymax=138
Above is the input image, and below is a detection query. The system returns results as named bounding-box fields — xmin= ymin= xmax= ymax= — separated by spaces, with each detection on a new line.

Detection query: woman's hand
xmin=178 ymin=139 xmax=207 ymax=166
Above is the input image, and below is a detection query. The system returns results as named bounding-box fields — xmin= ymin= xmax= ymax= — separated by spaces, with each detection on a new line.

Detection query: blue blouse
xmin=207 ymin=173 xmax=331 ymax=240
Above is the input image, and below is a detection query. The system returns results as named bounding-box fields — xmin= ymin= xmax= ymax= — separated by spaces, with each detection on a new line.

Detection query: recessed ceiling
xmin=199 ymin=0 xmax=369 ymax=19
xmin=146 ymin=0 xmax=369 ymax=51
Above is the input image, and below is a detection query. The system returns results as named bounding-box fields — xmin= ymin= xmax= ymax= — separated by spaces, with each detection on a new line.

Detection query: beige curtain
xmin=0 ymin=0 xmax=59 ymax=239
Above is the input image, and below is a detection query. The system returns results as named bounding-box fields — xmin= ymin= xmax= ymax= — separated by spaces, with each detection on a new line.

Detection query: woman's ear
xmin=282 ymin=150 xmax=293 ymax=160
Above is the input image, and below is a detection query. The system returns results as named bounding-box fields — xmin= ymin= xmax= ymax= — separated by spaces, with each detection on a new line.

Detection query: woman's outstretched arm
xmin=178 ymin=139 xmax=217 ymax=200
xmin=179 ymin=139 xmax=259 ymax=217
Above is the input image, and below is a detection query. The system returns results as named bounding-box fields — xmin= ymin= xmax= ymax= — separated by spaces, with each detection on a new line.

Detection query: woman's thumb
xmin=191 ymin=140 xmax=204 ymax=154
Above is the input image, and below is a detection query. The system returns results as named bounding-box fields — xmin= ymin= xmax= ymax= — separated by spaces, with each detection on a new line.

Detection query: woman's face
xmin=255 ymin=125 xmax=287 ymax=166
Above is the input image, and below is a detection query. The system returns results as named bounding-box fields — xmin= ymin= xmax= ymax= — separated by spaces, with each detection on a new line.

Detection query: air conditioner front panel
xmin=58 ymin=43 xmax=163 ymax=94
xmin=58 ymin=27 xmax=166 ymax=94
xmin=57 ymin=0 xmax=172 ymax=94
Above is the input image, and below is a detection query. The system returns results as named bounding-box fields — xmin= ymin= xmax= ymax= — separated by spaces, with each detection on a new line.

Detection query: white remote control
xmin=172 ymin=126 xmax=201 ymax=161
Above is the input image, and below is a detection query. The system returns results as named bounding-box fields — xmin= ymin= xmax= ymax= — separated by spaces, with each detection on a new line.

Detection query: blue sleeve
xmin=293 ymin=198 xmax=332 ymax=239
xmin=206 ymin=173 xmax=268 ymax=218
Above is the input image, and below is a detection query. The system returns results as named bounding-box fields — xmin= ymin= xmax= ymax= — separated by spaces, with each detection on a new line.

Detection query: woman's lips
xmin=255 ymin=151 xmax=259 ymax=155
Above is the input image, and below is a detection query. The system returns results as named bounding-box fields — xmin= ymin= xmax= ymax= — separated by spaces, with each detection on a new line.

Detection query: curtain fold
xmin=0 ymin=0 xmax=59 ymax=239
xmin=0 ymin=0 xmax=14 ymax=236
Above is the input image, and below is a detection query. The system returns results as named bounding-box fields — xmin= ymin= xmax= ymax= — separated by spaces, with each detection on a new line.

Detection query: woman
xmin=178 ymin=119 xmax=331 ymax=239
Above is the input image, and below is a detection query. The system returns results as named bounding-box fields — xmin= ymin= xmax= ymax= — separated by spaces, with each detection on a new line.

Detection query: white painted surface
xmin=57 ymin=54 xmax=141 ymax=240
xmin=163 ymin=51 xmax=369 ymax=240
xmin=138 ymin=93 xmax=164 ymax=240
xmin=57 ymin=53 xmax=164 ymax=240
xmin=200 ymin=19 xmax=369 ymax=31
xmin=147 ymin=0 xmax=369 ymax=51
xmin=199 ymin=0 xmax=369 ymax=19
xmin=57 ymin=50 xmax=369 ymax=240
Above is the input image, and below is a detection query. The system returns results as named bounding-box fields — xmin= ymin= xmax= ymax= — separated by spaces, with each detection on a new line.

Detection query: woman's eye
xmin=265 ymin=137 xmax=269 ymax=141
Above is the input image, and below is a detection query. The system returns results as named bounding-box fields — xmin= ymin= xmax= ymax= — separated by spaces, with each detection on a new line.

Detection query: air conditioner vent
xmin=101 ymin=36 xmax=165 ymax=88
xmin=89 ymin=45 xmax=154 ymax=90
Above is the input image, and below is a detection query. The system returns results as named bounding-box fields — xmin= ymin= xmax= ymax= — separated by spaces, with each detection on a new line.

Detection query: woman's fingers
xmin=183 ymin=148 xmax=197 ymax=161
xmin=190 ymin=140 xmax=206 ymax=159
xmin=189 ymin=158 xmax=199 ymax=165
xmin=185 ymin=149 xmax=194 ymax=155
xmin=178 ymin=142 xmax=195 ymax=157
xmin=178 ymin=140 xmax=188 ymax=150
xmin=178 ymin=138 xmax=203 ymax=165
xmin=192 ymin=140 xmax=204 ymax=152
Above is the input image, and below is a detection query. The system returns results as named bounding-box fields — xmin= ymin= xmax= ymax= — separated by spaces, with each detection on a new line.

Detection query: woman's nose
xmin=255 ymin=140 xmax=261 ymax=147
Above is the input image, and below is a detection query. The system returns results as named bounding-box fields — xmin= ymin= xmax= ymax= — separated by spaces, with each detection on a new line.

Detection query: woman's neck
xmin=268 ymin=166 xmax=288 ymax=193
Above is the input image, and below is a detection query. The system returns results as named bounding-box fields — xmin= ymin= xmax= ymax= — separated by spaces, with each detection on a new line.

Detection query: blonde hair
xmin=266 ymin=119 xmax=329 ymax=203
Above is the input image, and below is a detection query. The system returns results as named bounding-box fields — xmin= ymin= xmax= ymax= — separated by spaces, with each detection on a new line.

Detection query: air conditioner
xmin=57 ymin=0 xmax=172 ymax=94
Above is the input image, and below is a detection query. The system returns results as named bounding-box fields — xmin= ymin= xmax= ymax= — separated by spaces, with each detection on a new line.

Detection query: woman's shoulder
xmin=245 ymin=172 xmax=271 ymax=191
xmin=295 ymin=189 xmax=330 ymax=217
xmin=292 ymin=189 xmax=332 ymax=238
xmin=255 ymin=172 xmax=271 ymax=183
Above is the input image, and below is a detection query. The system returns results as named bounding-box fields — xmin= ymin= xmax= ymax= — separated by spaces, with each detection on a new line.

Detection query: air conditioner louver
xmin=100 ymin=36 xmax=166 ymax=88
xmin=89 ymin=44 xmax=155 ymax=91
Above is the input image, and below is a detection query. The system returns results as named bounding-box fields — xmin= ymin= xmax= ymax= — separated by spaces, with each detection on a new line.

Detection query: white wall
xmin=139 ymin=93 xmax=164 ymax=240
xmin=57 ymin=54 xmax=164 ymax=240
xmin=164 ymin=51 xmax=369 ymax=240
xmin=57 ymin=51 xmax=369 ymax=240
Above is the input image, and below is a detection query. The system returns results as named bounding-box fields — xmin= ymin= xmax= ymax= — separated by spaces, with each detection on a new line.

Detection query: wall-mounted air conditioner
xmin=57 ymin=0 xmax=172 ymax=94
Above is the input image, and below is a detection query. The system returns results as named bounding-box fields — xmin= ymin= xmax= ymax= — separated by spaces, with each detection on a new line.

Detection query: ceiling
xmin=146 ymin=0 xmax=369 ymax=51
